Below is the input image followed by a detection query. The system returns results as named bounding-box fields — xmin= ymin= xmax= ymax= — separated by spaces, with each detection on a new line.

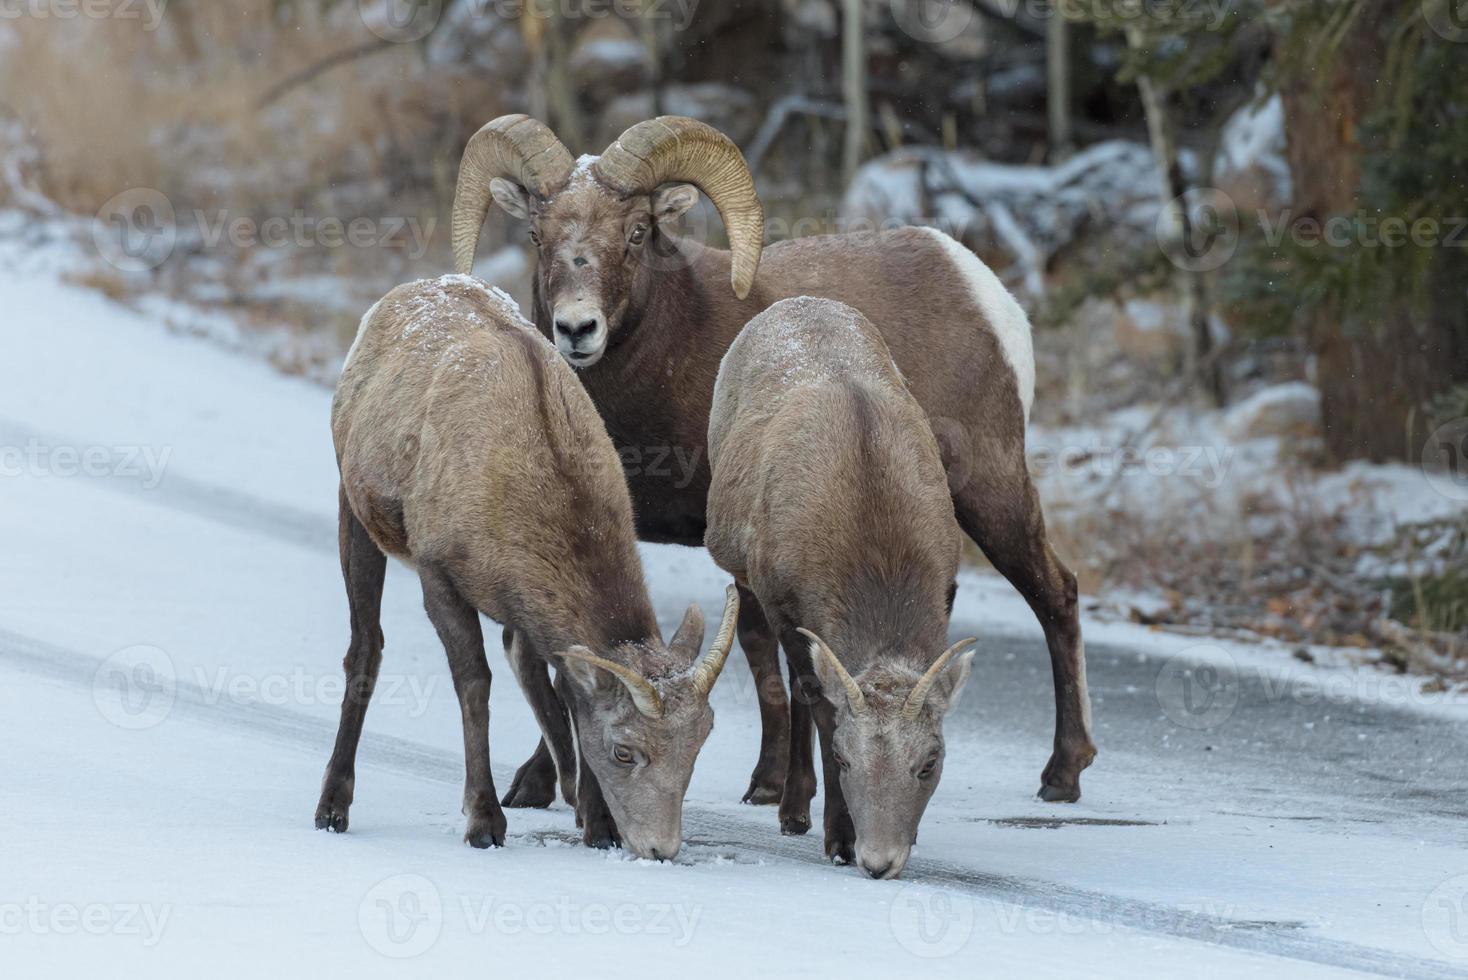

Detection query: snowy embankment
xmin=4 ymin=225 xmax=1468 ymax=978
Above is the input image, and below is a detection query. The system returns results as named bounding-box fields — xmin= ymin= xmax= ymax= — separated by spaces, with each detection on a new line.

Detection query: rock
xmin=1222 ymin=382 xmax=1322 ymax=442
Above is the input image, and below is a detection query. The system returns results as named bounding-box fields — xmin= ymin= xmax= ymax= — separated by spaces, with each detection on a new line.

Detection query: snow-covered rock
xmin=1222 ymin=381 xmax=1322 ymax=442
xmin=839 ymin=141 xmax=1160 ymax=297
xmin=1214 ymin=93 xmax=1292 ymax=213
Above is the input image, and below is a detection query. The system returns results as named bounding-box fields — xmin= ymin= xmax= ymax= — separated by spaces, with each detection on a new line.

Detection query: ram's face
xmin=490 ymin=171 xmax=699 ymax=368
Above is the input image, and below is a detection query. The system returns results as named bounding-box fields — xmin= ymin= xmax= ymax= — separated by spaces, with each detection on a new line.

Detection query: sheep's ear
xmin=490 ymin=178 xmax=532 ymax=220
xmin=652 ymin=183 xmax=699 ymax=222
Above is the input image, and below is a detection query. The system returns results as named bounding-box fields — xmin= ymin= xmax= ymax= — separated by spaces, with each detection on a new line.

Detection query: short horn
xmin=559 ymin=646 xmax=664 ymax=719
xmin=692 ymin=584 xmax=740 ymax=698
xmin=796 ymin=627 xmax=866 ymax=715
xmin=451 ymin=114 xmax=574 ymax=275
xmin=593 ymin=116 xmax=764 ymax=299
xmin=902 ymin=637 xmax=977 ymax=721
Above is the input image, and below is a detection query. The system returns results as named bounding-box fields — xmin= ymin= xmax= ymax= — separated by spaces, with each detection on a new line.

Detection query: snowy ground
xmin=4 ymin=231 xmax=1468 ymax=978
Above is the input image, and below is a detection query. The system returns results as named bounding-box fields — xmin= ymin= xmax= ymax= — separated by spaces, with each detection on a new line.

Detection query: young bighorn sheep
xmin=451 ymin=114 xmax=1095 ymax=811
xmin=705 ymin=297 xmax=976 ymax=878
xmin=317 ymin=273 xmax=738 ymax=860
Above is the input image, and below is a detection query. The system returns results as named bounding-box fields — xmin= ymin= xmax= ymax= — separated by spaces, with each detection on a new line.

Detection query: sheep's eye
xmin=612 ymin=744 xmax=636 ymax=766
xmin=832 ymin=750 xmax=850 ymax=772
xmin=628 ymin=225 xmax=647 ymax=246
xmin=917 ymin=757 xmax=939 ymax=780
xmin=529 ymin=228 xmax=542 ymax=247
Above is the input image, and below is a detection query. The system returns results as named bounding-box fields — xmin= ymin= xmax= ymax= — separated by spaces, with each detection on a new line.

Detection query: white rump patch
xmin=343 ymin=298 xmax=382 ymax=373
xmin=918 ymin=227 xmax=1035 ymax=423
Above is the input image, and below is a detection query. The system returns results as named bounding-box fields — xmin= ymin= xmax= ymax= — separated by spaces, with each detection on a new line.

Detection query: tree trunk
xmin=1047 ymin=11 xmax=1072 ymax=161
xmin=842 ymin=0 xmax=867 ymax=185
xmin=1277 ymin=0 xmax=1468 ymax=462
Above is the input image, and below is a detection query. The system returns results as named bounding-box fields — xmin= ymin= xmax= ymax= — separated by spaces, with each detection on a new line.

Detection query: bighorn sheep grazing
xmin=317 ymin=273 xmax=738 ymax=860
xmin=451 ymin=114 xmax=1096 ymax=811
xmin=705 ymin=297 xmax=976 ymax=878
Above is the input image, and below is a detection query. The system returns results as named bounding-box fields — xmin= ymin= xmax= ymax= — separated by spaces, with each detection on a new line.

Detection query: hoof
xmin=742 ymin=782 xmax=783 ymax=806
xmin=824 ymin=835 xmax=855 ymax=865
xmin=741 ymin=766 xmax=785 ymax=806
xmin=465 ymin=813 xmax=507 ymax=849
xmin=780 ymin=814 xmax=812 ymax=836
xmin=501 ymin=777 xmax=555 ymax=809
xmin=314 ymin=803 xmax=349 ymax=834
xmin=1037 ymin=782 xmax=1081 ymax=803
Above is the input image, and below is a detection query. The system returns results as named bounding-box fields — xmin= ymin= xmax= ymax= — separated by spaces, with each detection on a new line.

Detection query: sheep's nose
xmin=556 ymin=317 xmax=598 ymax=341
xmin=861 ymin=860 xmax=893 ymax=880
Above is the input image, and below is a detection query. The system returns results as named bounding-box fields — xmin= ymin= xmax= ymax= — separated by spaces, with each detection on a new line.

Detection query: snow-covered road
xmin=3 ymin=234 xmax=1467 ymax=978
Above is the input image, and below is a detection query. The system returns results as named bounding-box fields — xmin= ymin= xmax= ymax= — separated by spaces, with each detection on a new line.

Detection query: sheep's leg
xmin=812 ymin=698 xmax=855 ymax=864
xmin=555 ymin=671 xmax=621 ymax=849
xmin=500 ymin=627 xmax=578 ymax=809
xmin=315 ymin=487 xmax=387 ymax=834
xmin=777 ymin=631 xmax=817 ymax=836
xmin=419 ymin=566 xmax=507 ymax=848
xmin=738 ymin=586 xmax=789 ymax=805
xmin=951 ymin=452 xmax=1096 ymax=802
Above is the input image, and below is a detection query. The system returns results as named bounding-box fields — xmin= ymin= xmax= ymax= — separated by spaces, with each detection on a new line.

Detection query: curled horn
xmin=796 ymin=628 xmax=866 ymax=715
xmin=691 ymin=585 xmax=740 ymax=698
xmin=451 ymin=114 xmax=574 ymax=275
xmin=593 ymin=116 xmax=765 ymax=300
xmin=902 ymin=637 xmax=978 ymax=721
xmin=559 ymin=646 xmax=664 ymax=720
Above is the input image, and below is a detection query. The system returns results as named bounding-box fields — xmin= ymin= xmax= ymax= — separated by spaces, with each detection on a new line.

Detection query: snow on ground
xmin=4 ymin=225 xmax=1468 ymax=978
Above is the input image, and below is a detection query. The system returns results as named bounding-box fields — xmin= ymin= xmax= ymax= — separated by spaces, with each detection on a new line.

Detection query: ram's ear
xmin=651 ymin=183 xmax=699 ymax=222
xmin=489 ymin=178 xmax=533 ymax=220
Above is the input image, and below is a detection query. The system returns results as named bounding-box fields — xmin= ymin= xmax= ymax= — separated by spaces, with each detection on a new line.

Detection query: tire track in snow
xmin=3 ymin=625 xmax=1463 ymax=980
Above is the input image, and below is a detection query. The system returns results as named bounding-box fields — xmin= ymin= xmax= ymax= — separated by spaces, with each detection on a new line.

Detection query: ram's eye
xmin=832 ymin=750 xmax=850 ymax=772
xmin=529 ymin=228 xmax=542 ymax=247
xmin=628 ymin=225 xmax=647 ymax=246
xmin=612 ymin=744 xmax=636 ymax=766
xmin=917 ymin=757 xmax=939 ymax=780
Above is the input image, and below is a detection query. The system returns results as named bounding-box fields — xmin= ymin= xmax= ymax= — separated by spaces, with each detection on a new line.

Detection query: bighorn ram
xmin=451 ymin=114 xmax=1095 ymax=813
xmin=706 ymin=296 xmax=978 ymax=877
xmin=317 ymin=273 xmax=738 ymax=859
